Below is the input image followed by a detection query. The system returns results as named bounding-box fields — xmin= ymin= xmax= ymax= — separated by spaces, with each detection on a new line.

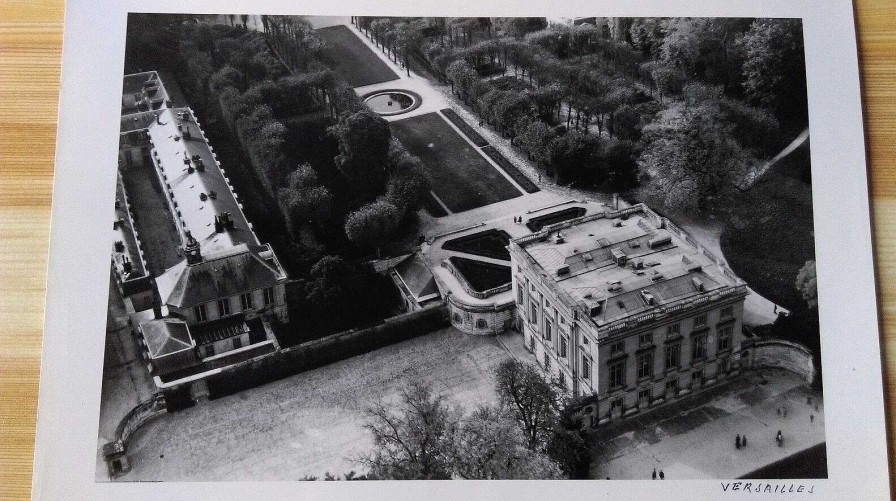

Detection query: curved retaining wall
xmin=102 ymin=393 xmax=168 ymax=477
xmin=446 ymin=293 xmax=515 ymax=335
xmin=747 ymin=339 xmax=815 ymax=383
xmin=114 ymin=394 xmax=168 ymax=446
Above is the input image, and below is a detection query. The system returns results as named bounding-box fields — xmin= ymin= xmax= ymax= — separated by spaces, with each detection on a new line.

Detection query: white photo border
xmin=32 ymin=0 xmax=889 ymax=499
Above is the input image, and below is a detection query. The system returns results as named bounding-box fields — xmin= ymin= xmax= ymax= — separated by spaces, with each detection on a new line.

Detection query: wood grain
xmin=0 ymin=2 xmax=893 ymax=499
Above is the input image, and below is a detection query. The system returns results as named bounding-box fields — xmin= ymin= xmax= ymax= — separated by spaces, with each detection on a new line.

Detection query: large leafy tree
xmin=494 ymin=359 xmax=560 ymax=451
xmin=385 ymin=141 xmax=431 ymax=216
xmin=516 ymin=119 xmax=556 ymax=166
xmin=361 ymin=382 xmax=460 ymax=480
xmin=278 ymin=164 xmax=334 ymax=234
xmin=740 ymin=18 xmax=807 ymax=120
xmin=329 ymin=109 xmax=392 ymax=190
xmin=661 ymin=18 xmax=751 ymax=91
xmin=344 ymin=199 xmax=402 ymax=255
xmin=637 ymin=99 xmax=754 ymax=213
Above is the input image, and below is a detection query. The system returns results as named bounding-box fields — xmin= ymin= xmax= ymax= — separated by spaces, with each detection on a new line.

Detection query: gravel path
xmin=117 ymin=327 xmax=514 ymax=481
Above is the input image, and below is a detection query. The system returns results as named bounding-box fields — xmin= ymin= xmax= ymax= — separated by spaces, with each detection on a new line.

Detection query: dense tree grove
xmin=124 ymin=15 xmax=433 ymax=339
xmin=356 ymin=16 xmax=806 ymax=214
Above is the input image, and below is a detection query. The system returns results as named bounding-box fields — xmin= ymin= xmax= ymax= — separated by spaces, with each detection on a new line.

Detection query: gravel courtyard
xmin=118 ymin=327 xmax=515 ymax=481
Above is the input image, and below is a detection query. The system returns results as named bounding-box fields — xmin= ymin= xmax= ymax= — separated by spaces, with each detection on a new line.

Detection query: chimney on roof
xmin=114 ymin=240 xmax=124 ymax=253
xmin=194 ymin=158 xmax=204 ymax=172
xmin=121 ymin=255 xmax=132 ymax=273
xmin=184 ymin=230 xmax=202 ymax=264
xmin=183 ymin=125 xmax=192 ymax=139
xmin=692 ymin=277 xmax=706 ymax=292
xmin=611 ymin=248 xmax=627 ymax=266
xmin=640 ymin=290 xmax=656 ymax=306
xmin=214 ymin=212 xmax=235 ymax=233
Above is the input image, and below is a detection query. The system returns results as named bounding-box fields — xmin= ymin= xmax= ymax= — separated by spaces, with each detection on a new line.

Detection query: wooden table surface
xmin=0 ymin=1 xmax=894 ymax=499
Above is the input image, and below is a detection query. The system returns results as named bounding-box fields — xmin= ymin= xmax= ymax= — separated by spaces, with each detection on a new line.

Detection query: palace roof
xmin=156 ymin=243 xmax=286 ymax=309
xmin=514 ymin=205 xmax=744 ymax=326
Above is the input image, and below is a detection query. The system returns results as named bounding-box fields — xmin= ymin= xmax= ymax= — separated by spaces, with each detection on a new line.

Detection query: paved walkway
xmin=95 ymin=276 xmax=157 ymax=481
xmin=675 ymin=216 xmax=785 ymax=326
xmin=117 ymin=327 xmax=514 ymax=481
xmin=589 ymin=369 xmax=825 ymax=480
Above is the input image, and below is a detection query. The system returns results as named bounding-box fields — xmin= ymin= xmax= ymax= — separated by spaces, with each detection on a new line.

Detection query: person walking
xmin=810 ymin=414 xmax=814 ymax=424
xmin=776 ymin=430 xmax=783 ymax=447
xmin=652 ymin=468 xmax=657 ymax=480
xmin=735 ymin=434 xmax=741 ymax=449
xmin=742 ymin=435 xmax=747 ymax=447
xmin=659 ymin=470 xmax=665 ymax=480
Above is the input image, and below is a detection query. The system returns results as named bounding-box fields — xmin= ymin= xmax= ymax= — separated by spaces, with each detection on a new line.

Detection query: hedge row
xmin=440 ymin=108 xmax=489 ymax=147
xmin=480 ymin=145 xmax=540 ymax=193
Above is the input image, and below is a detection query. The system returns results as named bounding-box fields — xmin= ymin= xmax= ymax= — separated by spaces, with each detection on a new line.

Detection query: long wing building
xmin=112 ymin=72 xmax=289 ymax=387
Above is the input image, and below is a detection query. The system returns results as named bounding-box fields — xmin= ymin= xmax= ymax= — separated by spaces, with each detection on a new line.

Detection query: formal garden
xmin=123 ymin=14 xmax=816 ymax=350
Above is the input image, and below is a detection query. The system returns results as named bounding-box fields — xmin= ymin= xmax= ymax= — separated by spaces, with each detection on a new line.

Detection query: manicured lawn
xmin=720 ymin=142 xmax=815 ymax=313
xmin=391 ymin=112 xmax=523 ymax=213
xmin=316 ymin=25 xmax=399 ymax=87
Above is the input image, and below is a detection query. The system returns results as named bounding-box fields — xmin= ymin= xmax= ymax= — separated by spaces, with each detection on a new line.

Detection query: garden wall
xmin=748 ymin=339 xmax=815 ymax=383
xmin=205 ymin=305 xmax=449 ymax=398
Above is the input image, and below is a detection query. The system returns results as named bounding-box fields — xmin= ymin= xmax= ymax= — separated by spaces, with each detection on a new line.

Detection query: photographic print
xmin=94 ymin=13 xmax=827 ymax=483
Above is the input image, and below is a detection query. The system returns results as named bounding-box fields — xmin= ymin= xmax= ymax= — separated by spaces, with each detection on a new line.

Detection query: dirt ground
xmin=115 ymin=327 xmax=515 ymax=481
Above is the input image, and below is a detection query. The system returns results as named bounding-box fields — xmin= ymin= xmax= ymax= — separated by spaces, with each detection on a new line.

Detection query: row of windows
xmin=451 ymin=312 xmax=490 ymax=329
xmin=609 ymin=317 xmax=735 ymax=355
xmin=666 ymin=306 xmax=734 ymax=335
xmin=193 ymin=287 xmax=276 ymax=322
xmin=608 ymin=324 xmax=734 ymax=389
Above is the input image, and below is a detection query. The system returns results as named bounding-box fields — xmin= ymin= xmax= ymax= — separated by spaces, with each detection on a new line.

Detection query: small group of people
xmin=512 ymin=216 xmax=525 ymax=224
xmin=735 ymin=434 xmax=748 ymax=449
xmin=651 ymin=468 xmax=665 ymax=480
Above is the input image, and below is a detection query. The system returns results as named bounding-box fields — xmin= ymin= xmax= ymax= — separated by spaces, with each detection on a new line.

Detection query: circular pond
xmin=362 ymin=90 xmax=421 ymax=116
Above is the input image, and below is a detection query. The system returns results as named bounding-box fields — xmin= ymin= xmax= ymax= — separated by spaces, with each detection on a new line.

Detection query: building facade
xmin=509 ymin=204 xmax=749 ymax=427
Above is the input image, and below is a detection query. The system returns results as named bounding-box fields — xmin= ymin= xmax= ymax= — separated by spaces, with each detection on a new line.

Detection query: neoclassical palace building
xmin=509 ymin=204 xmax=749 ymax=426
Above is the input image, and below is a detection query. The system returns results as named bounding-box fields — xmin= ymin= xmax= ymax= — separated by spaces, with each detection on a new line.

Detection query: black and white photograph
xmin=94 ymin=13 xmax=828 ymax=482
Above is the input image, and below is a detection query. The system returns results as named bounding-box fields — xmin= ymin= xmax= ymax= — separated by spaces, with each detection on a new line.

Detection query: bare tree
xmin=359 ymin=382 xmax=460 ymax=480
xmin=452 ymin=406 xmax=562 ymax=479
xmin=494 ymin=359 xmax=560 ymax=451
